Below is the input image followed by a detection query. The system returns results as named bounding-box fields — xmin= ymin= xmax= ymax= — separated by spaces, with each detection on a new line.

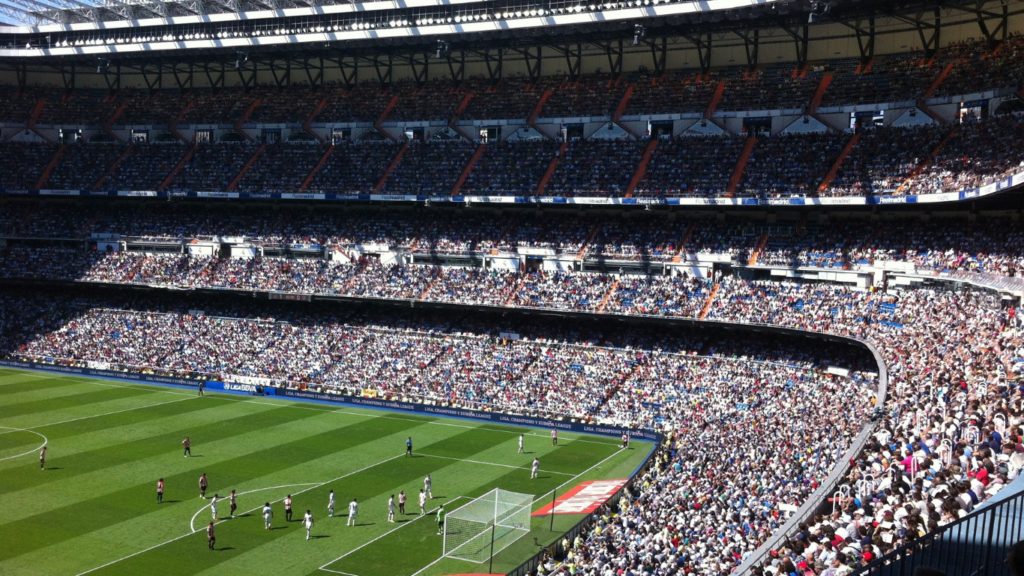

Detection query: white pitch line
xmin=318 ymin=496 xmax=466 ymax=574
xmin=408 ymin=445 xmax=630 ymax=576
xmin=418 ymin=452 xmax=575 ymax=476
xmin=0 ymin=426 xmax=47 ymax=462
xmin=189 ymin=483 xmax=321 ymax=533
xmin=319 ymin=569 xmax=365 ymax=576
xmin=31 ymin=396 xmax=198 ymax=429
xmin=0 ymin=367 xmax=622 ymax=447
xmin=75 ymin=453 xmax=407 ymax=576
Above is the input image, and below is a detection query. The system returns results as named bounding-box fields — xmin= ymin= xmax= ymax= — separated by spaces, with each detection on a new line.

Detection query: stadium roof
xmin=0 ymin=0 xmax=776 ymax=28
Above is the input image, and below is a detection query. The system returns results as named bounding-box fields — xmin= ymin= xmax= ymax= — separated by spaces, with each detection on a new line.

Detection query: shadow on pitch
xmin=215 ymin=547 xmax=235 ymax=552
xmin=309 ymin=535 xmax=330 ymax=540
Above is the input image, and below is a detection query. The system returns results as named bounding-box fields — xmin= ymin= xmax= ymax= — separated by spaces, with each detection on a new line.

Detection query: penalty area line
xmin=189 ymin=483 xmax=321 ymax=533
xmin=318 ymin=497 xmax=465 ymax=573
xmin=408 ymin=445 xmax=628 ymax=576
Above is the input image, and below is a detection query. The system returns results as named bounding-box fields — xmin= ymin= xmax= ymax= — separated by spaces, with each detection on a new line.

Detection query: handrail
xmin=733 ymin=338 xmax=888 ymax=575
xmin=850 ymin=483 xmax=1024 ymax=576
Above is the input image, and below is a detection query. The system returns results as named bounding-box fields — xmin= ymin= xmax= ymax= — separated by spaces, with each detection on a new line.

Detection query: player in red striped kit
xmin=207 ymin=522 xmax=216 ymax=550
xmin=40 ymin=446 xmax=46 ymax=471
xmin=157 ymin=478 xmax=164 ymax=503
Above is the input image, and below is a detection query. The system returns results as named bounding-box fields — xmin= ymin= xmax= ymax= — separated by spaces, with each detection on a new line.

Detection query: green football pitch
xmin=0 ymin=367 xmax=653 ymax=576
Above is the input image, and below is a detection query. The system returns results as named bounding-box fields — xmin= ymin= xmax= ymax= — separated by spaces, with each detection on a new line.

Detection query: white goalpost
xmin=443 ymin=488 xmax=533 ymax=563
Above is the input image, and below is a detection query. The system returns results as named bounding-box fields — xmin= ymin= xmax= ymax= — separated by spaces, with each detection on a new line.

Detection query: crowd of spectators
xmin=306 ymin=141 xmax=398 ymax=193
xmin=737 ymin=133 xmax=847 ymax=198
xmin=99 ymin=143 xmax=189 ymax=191
xmin=7 ymin=202 xmax=1024 ymax=276
xmin=460 ymin=140 xmax=561 ymax=196
xmin=624 ymin=71 xmax=718 ymax=116
xmin=45 ymin=142 xmax=126 ymax=190
xmin=35 ymin=89 xmax=121 ymax=126
xmin=235 ymin=142 xmax=325 ymax=193
xmin=386 ymin=78 xmax=471 ymax=122
xmin=315 ymin=82 xmax=392 ymax=123
xmin=717 ymin=65 xmax=821 ymax=112
xmin=536 ymin=74 xmax=626 ymax=118
xmin=460 ymin=77 xmax=543 ymax=121
xmin=0 ymin=86 xmax=43 ymax=124
xmin=933 ymin=35 xmax=1024 ymax=98
xmin=902 ymin=115 xmax=1024 ymax=195
xmin=635 ymin=136 xmax=745 ymax=197
xmin=823 ymin=125 xmax=948 ymax=197
xmin=0 ymin=142 xmax=55 ymax=189
xmin=817 ymin=53 xmax=937 ymax=109
xmin=3 ymin=219 xmax=1024 ymax=575
xmin=246 ymin=85 xmax=323 ymax=124
xmin=545 ymin=139 xmax=646 ymax=197
xmin=588 ymin=218 xmax=688 ymax=260
xmin=168 ymin=143 xmax=258 ymax=191
xmin=1 ymin=116 xmax=1022 ymax=199
xmin=117 ymin=89 xmax=193 ymax=126
xmin=381 ymin=139 xmax=477 ymax=195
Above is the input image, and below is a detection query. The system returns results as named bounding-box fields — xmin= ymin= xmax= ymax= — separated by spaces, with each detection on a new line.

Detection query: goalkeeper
xmin=435 ymin=504 xmax=445 ymax=535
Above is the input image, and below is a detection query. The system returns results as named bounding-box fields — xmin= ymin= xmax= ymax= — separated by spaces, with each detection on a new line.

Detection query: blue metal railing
xmin=852 ymin=485 xmax=1024 ymax=576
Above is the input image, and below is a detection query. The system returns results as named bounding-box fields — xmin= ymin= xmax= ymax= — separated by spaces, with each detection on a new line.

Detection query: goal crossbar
xmin=443 ymin=488 xmax=533 ymax=563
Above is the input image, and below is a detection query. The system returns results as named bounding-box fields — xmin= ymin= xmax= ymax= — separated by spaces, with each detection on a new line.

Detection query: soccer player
xmin=229 ymin=490 xmax=237 ymax=518
xmin=182 ymin=436 xmax=191 ymax=457
xmin=531 ymin=457 xmax=540 ymax=479
xmin=284 ymin=495 xmax=293 ymax=522
xmin=398 ymin=490 xmax=407 ymax=515
xmin=328 ymin=489 xmax=335 ymax=517
xmin=518 ymin=434 xmax=524 ymax=453
xmin=39 ymin=446 xmax=46 ymax=471
xmin=198 ymin=381 xmax=205 ymax=396
xmin=424 ymin=474 xmax=433 ymax=499
xmin=157 ymin=478 xmax=164 ymax=504
xmin=387 ymin=495 xmax=395 ymax=523
xmin=418 ymin=489 xmax=427 ymax=515
xmin=551 ymin=428 xmax=558 ymax=446
xmin=199 ymin=473 xmax=208 ymax=498
xmin=262 ymin=502 xmax=273 ymax=530
xmin=621 ymin=432 xmax=629 ymax=449
xmin=406 ymin=436 xmax=413 ymax=457
xmin=207 ymin=522 xmax=216 ymax=550
xmin=211 ymin=494 xmax=219 ymax=521
xmin=435 ymin=504 xmax=445 ymax=535
xmin=347 ymin=498 xmax=358 ymax=526
xmin=304 ymin=510 xmax=314 ymax=540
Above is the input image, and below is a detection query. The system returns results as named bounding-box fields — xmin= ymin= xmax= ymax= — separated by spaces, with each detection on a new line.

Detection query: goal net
xmin=443 ymin=488 xmax=533 ymax=563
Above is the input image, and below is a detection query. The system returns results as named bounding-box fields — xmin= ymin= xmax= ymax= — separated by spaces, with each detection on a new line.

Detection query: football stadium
xmin=2 ymin=0 xmax=1024 ymax=574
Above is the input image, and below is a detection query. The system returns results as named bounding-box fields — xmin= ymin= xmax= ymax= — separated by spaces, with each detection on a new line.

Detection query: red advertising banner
xmin=531 ymin=479 xmax=628 ymax=516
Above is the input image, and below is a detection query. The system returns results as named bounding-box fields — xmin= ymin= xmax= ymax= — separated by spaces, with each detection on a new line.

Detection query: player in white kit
xmin=424 ymin=474 xmax=433 ymax=499
xmin=387 ymin=495 xmax=395 ymax=523
xmin=328 ymin=490 xmax=335 ymax=517
xmin=347 ymin=498 xmax=359 ymax=526
xmin=531 ymin=457 xmax=540 ymax=479
xmin=262 ymin=502 xmax=273 ymax=529
xmin=210 ymin=494 xmax=219 ymax=520
xmin=518 ymin=434 xmax=524 ymax=453
xmin=418 ymin=489 xmax=427 ymax=515
xmin=304 ymin=510 xmax=314 ymax=540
